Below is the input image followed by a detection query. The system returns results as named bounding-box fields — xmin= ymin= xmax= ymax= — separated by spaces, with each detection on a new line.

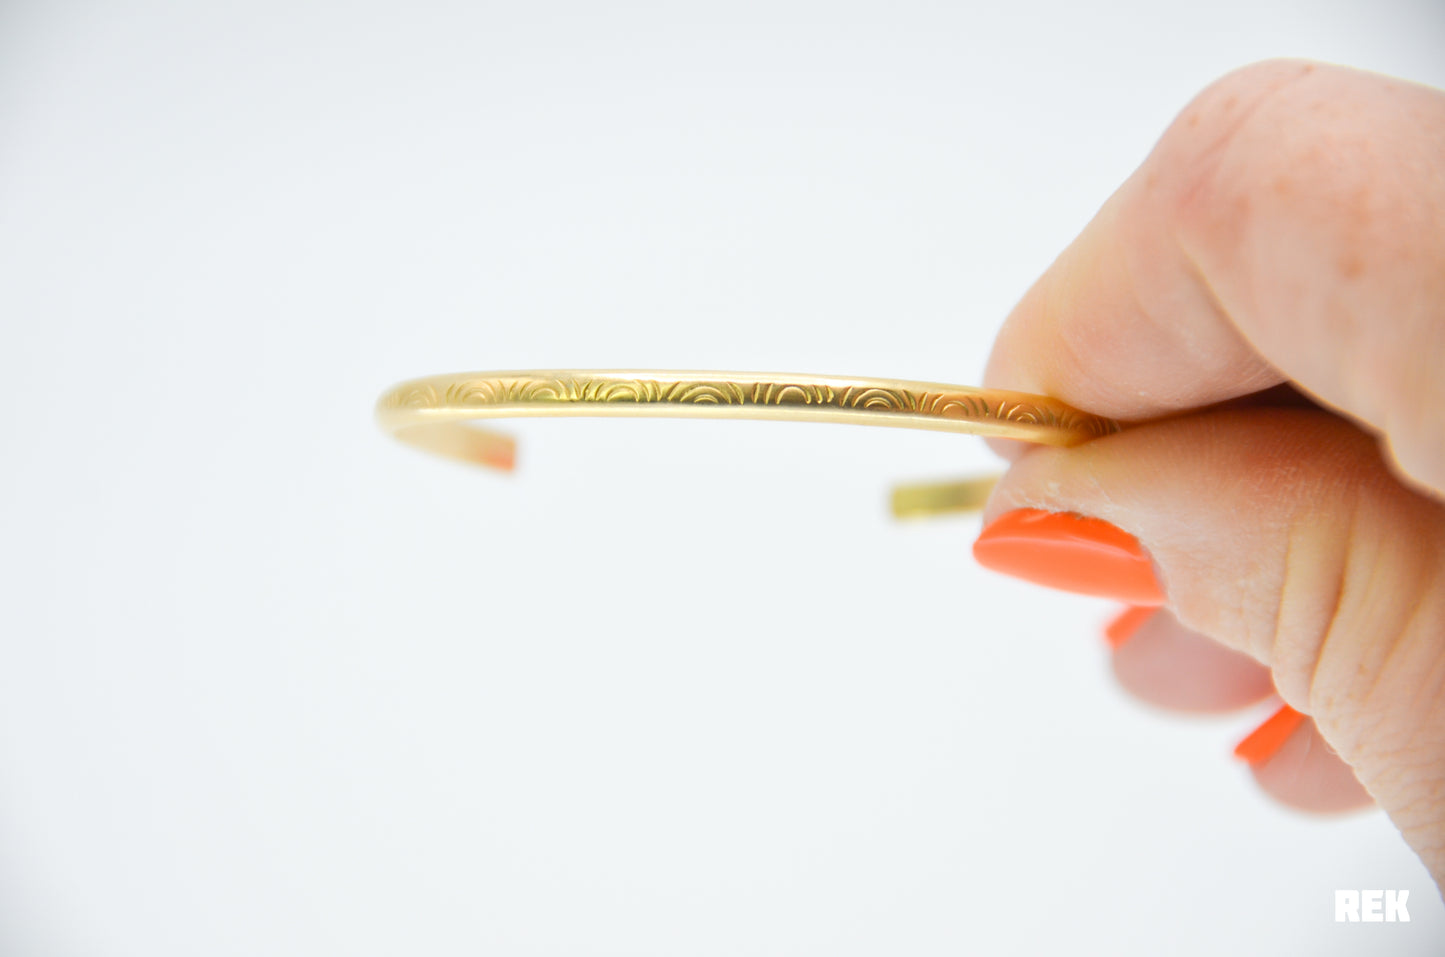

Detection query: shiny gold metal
xmin=375 ymin=370 xmax=1118 ymax=516
xmin=890 ymin=475 xmax=1002 ymax=519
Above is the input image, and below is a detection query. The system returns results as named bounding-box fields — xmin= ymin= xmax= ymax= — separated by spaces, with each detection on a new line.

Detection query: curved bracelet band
xmin=375 ymin=370 xmax=1119 ymax=517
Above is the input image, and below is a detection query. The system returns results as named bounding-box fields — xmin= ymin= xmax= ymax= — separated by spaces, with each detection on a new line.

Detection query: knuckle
xmin=1157 ymin=59 xmax=1326 ymax=255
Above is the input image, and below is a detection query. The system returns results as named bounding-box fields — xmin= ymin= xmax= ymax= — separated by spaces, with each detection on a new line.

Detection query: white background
xmin=1 ymin=1 xmax=1442 ymax=954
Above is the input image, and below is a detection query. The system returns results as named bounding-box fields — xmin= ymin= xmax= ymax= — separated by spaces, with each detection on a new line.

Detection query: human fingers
xmin=971 ymin=407 xmax=1445 ymax=882
xmin=1105 ymin=608 xmax=1369 ymax=814
xmin=1242 ymin=707 xmax=1375 ymax=815
xmin=983 ymin=59 xmax=1445 ymax=494
xmin=1105 ymin=607 xmax=1274 ymax=714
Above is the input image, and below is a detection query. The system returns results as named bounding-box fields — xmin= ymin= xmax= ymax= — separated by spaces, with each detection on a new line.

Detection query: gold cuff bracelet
xmin=375 ymin=369 xmax=1117 ymax=518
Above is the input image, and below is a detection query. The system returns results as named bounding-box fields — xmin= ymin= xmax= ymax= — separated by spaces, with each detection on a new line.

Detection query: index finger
xmin=984 ymin=59 xmax=1445 ymax=492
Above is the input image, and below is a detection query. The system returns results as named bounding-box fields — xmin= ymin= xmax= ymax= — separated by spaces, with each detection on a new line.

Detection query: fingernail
xmin=972 ymin=509 xmax=1165 ymax=605
xmin=1233 ymin=704 xmax=1306 ymax=766
xmin=1104 ymin=606 xmax=1156 ymax=649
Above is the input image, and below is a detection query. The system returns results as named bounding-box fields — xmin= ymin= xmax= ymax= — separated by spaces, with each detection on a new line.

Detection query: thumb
xmin=972 ymin=405 xmax=1445 ymax=882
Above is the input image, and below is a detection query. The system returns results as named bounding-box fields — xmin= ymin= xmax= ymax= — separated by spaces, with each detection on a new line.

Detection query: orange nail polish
xmin=1105 ymin=606 xmax=1156 ymax=649
xmin=1234 ymin=704 xmax=1306 ymax=766
xmin=972 ymin=509 xmax=1165 ymax=605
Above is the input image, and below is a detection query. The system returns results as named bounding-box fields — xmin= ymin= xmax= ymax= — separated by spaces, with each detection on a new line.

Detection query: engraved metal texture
xmin=375 ymin=370 xmax=1119 ymax=517
xmin=376 ymin=369 xmax=1118 ymax=450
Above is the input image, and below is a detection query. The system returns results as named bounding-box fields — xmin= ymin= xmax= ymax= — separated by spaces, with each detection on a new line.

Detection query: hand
xmin=971 ymin=59 xmax=1445 ymax=884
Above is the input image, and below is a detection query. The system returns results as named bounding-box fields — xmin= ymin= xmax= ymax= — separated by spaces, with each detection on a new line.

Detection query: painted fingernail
xmin=972 ymin=509 xmax=1165 ymax=605
xmin=1233 ymin=704 xmax=1306 ymax=766
xmin=1105 ymin=606 xmax=1156 ymax=649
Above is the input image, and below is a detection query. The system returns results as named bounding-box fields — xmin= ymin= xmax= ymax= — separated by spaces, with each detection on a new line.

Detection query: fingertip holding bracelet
xmin=375 ymin=369 xmax=1120 ymax=519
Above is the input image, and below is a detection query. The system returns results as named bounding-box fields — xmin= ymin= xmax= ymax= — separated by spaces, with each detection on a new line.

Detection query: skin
xmin=980 ymin=60 xmax=1445 ymax=884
